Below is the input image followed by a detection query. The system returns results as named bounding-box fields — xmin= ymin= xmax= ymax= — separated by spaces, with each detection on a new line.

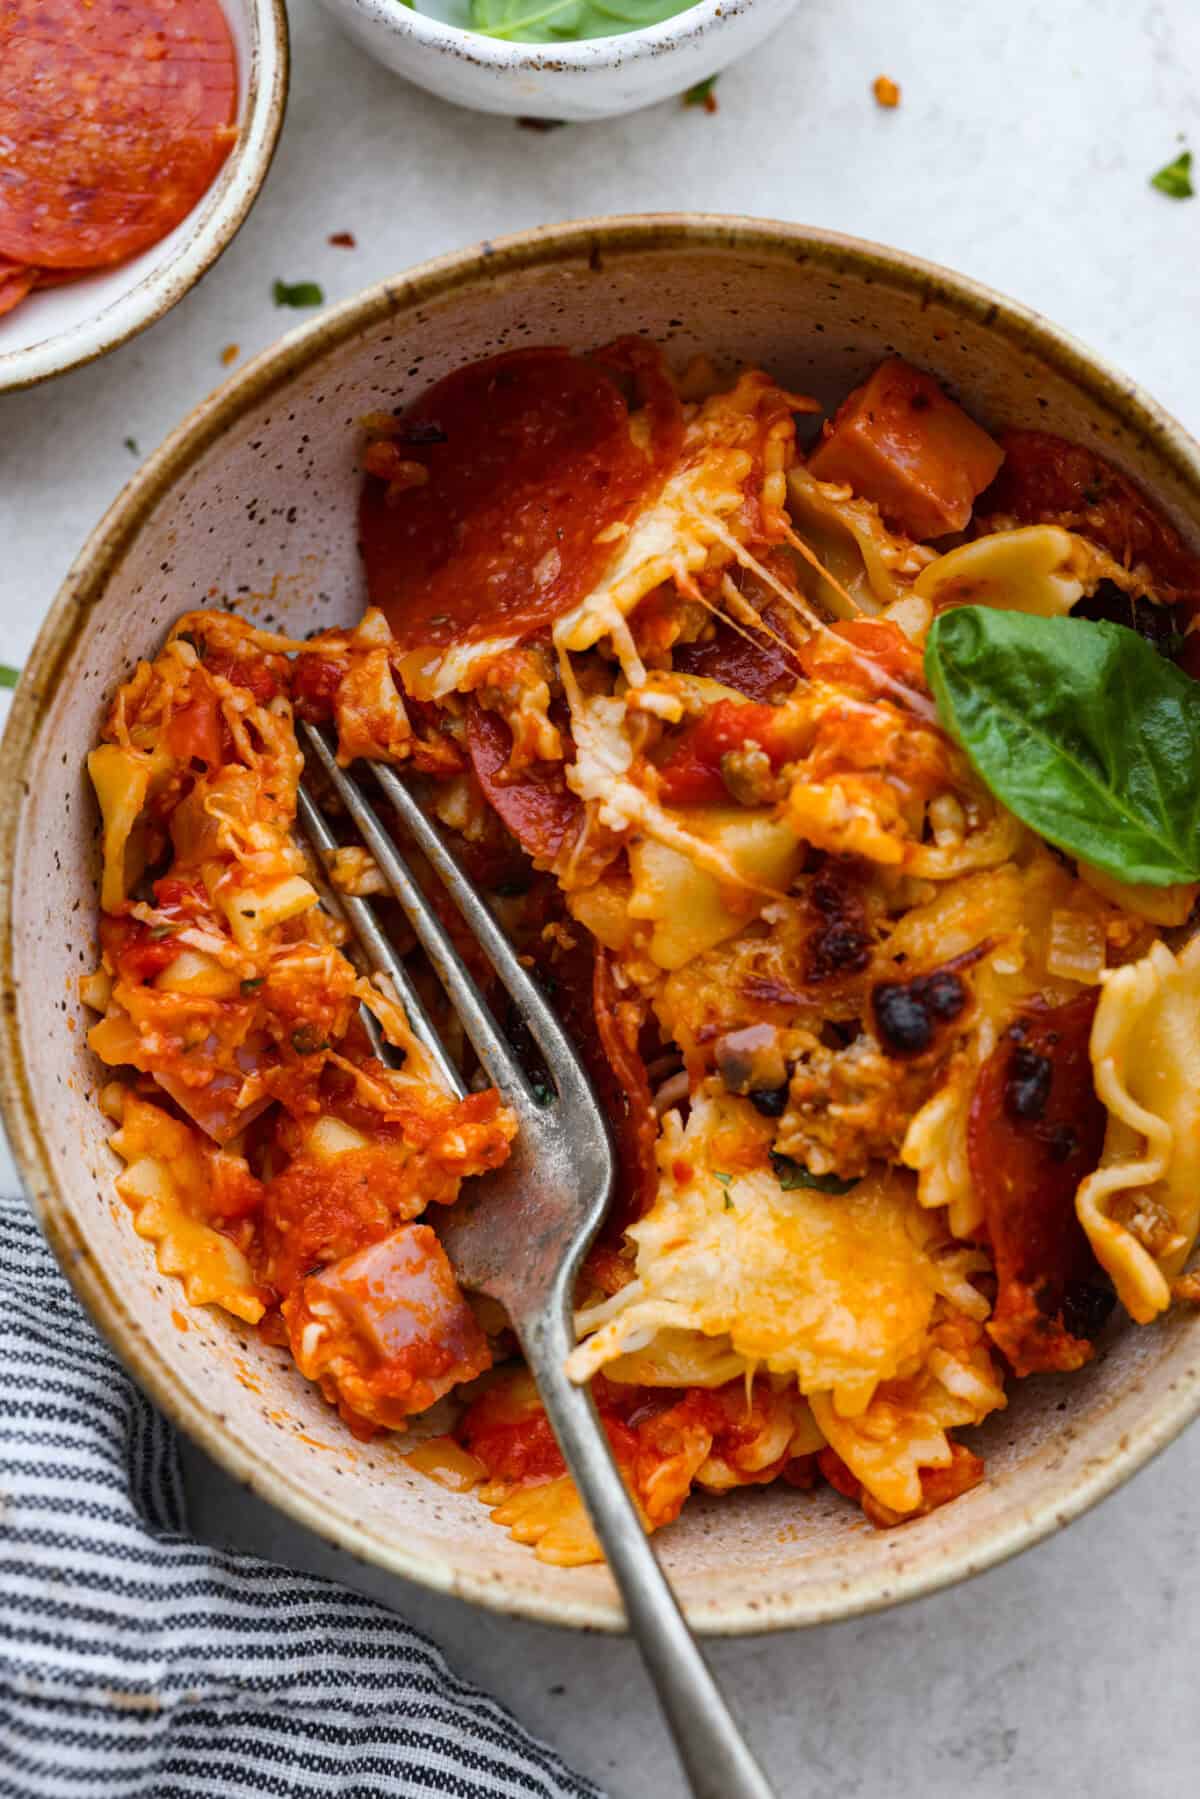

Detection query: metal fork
xmin=299 ymin=722 xmax=777 ymax=1799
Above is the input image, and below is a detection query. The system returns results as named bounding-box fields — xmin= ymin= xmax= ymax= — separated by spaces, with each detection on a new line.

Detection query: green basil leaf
xmin=770 ymin=1153 xmax=859 ymax=1194
xmin=471 ymin=0 xmax=686 ymax=41
xmin=1151 ymin=150 xmax=1194 ymax=199
xmin=925 ymin=607 xmax=1200 ymax=886
xmin=273 ymin=280 xmax=325 ymax=308
xmin=0 ymin=664 xmax=20 ymax=689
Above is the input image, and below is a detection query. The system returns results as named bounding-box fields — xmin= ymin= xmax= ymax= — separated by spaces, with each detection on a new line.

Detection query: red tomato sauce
xmin=360 ymin=340 xmax=682 ymax=649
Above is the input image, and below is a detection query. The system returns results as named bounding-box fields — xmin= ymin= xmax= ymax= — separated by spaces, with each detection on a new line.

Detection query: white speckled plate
xmin=0 ymin=0 xmax=289 ymax=394
xmin=5 ymin=216 xmax=1200 ymax=1633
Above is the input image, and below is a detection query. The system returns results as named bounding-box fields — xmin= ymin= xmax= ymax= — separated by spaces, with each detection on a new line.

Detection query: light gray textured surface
xmin=2 ymin=0 xmax=1199 ymax=1793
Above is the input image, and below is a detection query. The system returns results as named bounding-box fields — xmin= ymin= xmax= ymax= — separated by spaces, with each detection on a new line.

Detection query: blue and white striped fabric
xmin=0 ymin=1194 xmax=602 ymax=1799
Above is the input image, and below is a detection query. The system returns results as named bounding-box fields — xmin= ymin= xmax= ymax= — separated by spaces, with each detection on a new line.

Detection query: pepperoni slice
xmin=977 ymin=430 xmax=1200 ymax=606
xmin=967 ymin=993 xmax=1111 ymax=1376
xmin=464 ymin=700 xmax=581 ymax=866
xmin=592 ymin=947 xmax=660 ymax=1228
xmin=0 ymin=0 xmax=237 ymax=270
xmin=672 ymin=606 xmax=803 ymax=702
xmin=361 ymin=339 xmax=683 ymax=650
xmin=0 ymin=256 xmax=35 ymax=318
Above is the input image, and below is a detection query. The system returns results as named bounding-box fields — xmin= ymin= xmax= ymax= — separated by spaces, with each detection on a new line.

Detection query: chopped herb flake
xmin=712 ymin=1169 xmax=733 ymax=1186
xmin=1151 ymin=150 xmax=1193 ymax=199
xmin=123 ymin=437 xmax=139 ymax=456
xmin=240 ymin=977 xmax=265 ymax=993
xmin=273 ymin=279 xmax=325 ymax=308
xmin=683 ymin=76 xmax=718 ymax=111
xmin=770 ymin=1153 xmax=859 ymax=1194
xmin=0 ymin=664 xmax=20 ymax=689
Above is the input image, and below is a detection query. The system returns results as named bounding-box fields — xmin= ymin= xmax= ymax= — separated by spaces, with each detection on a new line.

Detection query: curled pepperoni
xmin=464 ymin=700 xmax=581 ymax=867
xmin=361 ymin=340 xmax=682 ymax=649
xmin=0 ymin=0 xmax=237 ymax=271
xmin=978 ymin=430 xmax=1200 ymax=606
xmin=592 ymin=947 xmax=660 ymax=1229
xmin=968 ymin=993 xmax=1111 ymax=1376
xmin=672 ymin=604 xmax=803 ymax=703
xmin=0 ymin=256 xmax=35 ymax=318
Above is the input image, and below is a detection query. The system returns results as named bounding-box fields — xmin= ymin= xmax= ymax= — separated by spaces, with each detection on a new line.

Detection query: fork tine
xmin=295 ymin=783 xmax=465 ymax=1097
xmin=300 ymin=723 xmax=541 ymax=1109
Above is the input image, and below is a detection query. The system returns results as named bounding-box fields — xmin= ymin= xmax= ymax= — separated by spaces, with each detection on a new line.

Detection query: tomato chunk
xmin=807 ymin=358 xmax=1004 ymax=540
xmin=968 ymin=993 xmax=1111 ymax=1376
xmin=655 ymin=698 xmax=801 ymax=806
xmin=977 ymin=429 xmax=1200 ymax=605
xmin=163 ymin=690 xmax=223 ymax=769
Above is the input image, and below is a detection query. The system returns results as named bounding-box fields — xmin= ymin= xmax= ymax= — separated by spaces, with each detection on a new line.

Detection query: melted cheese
xmin=567 ymin=1084 xmax=954 ymax=1412
xmin=395 ymin=634 xmax=521 ymax=702
xmin=554 ymin=373 xmax=789 ymax=686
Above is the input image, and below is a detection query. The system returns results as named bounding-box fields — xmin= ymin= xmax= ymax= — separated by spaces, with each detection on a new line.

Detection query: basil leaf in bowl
xmin=925 ymin=606 xmax=1200 ymax=886
xmin=469 ymin=0 xmax=687 ymax=41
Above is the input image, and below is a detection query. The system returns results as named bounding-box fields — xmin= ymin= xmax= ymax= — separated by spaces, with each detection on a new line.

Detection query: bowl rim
xmin=331 ymin=0 xmax=750 ymax=69
xmin=0 ymin=0 xmax=290 ymax=395
xmin=5 ymin=212 xmax=1200 ymax=1634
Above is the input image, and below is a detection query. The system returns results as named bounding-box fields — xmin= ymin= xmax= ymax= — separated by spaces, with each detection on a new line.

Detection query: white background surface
xmin=2 ymin=1 xmax=1199 ymax=1793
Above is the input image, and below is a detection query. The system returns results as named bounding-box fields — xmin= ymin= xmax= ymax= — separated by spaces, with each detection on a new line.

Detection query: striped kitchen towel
xmin=0 ymin=1194 xmax=603 ymax=1799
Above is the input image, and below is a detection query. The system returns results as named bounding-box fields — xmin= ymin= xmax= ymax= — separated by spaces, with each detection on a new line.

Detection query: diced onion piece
xmin=87 ymin=744 xmax=152 ymax=911
xmin=79 ymin=968 xmax=113 ymax=1012
xmin=306 ymin=1115 xmax=370 ymax=1159
xmin=1046 ymin=909 xmax=1106 ymax=985
xmin=153 ymin=948 xmax=242 ymax=998
xmin=223 ymin=874 xmax=318 ymax=946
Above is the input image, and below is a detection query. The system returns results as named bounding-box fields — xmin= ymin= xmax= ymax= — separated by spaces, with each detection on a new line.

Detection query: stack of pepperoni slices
xmin=0 ymin=0 xmax=238 ymax=321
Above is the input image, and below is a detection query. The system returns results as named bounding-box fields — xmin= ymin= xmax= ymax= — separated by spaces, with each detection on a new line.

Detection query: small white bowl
xmin=317 ymin=0 xmax=801 ymax=121
xmin=0 ymin=0 xmax=289 ymax=395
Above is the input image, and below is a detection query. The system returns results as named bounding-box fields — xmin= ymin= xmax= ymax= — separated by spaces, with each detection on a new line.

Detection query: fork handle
xmin=517 ymin=1311 xmax=778 ymax=1799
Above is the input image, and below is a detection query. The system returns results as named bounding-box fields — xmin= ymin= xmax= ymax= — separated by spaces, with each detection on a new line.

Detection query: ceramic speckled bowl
xmin=0 ymin=0 xmax=289 ymax=395
xmin=316 ymin=0 xmax=800 ymax=122
xmin=5 ymin=217 xmax=1200 ymax=1634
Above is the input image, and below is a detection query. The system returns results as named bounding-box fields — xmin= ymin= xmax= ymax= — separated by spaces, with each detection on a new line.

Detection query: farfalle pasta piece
xmin=787 ymin=465 xmax=937 ymax=616
xmin=107 ymin=1090 xmax=264 ymax=1324
xmin=810 ymin=1313 xmax=1006 ymax=1516
xmin=1077 ymin=936 xmax=1200 ymax=1322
